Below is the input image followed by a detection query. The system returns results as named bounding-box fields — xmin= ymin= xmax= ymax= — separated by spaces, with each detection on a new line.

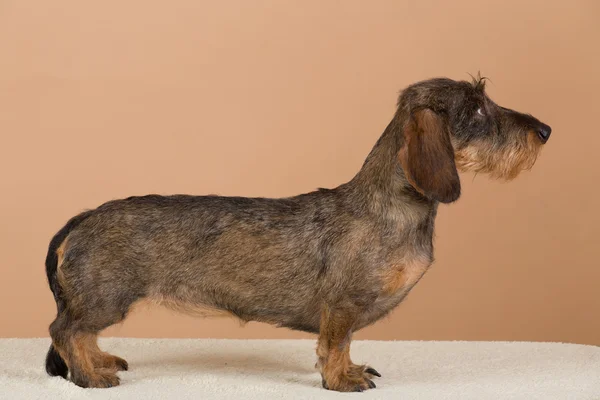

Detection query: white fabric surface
xmin=0 ymin=338 xmax=598 ymax=399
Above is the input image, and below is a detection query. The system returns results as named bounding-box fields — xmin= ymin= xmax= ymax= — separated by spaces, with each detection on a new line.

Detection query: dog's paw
xmin=72 ymin=369 xmax=121 ymax=388
xmin=321 ymin=364 xmax=380 ymax=392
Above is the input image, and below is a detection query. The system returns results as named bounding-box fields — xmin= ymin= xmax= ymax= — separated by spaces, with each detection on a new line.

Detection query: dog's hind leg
xmin=49 ymin=313 xmax=121 ymax=388
xmin=48 ymin=283 xmax=136 ymax=388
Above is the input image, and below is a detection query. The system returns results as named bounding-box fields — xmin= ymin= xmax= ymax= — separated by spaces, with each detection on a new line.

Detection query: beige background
xmin=1 ymin=0 xmax=598 ymax=345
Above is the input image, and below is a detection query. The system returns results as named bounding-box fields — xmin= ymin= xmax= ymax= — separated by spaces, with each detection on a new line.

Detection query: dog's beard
xmin=454 ymin=133 xmax=541 ymax=180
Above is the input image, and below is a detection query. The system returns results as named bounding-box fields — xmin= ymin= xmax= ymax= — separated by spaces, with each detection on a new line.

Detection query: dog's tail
xmin=45 ymin=210 xmax=93 ymax=378
xmin=45 ymin=344 xmax=68 ymax=378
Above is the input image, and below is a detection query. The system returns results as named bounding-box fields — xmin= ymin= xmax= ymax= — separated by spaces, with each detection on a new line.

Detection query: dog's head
xmin=396 ymin=75 xmax=551 ymax=204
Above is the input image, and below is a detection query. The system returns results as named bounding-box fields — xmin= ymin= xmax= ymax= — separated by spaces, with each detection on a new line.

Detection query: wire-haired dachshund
xmin=45 ymin=75 xmax=551 ymax=392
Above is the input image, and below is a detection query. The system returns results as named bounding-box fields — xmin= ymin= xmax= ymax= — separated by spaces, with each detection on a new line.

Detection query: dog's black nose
xmin=536 ymin=124 xmax=551 ymax=143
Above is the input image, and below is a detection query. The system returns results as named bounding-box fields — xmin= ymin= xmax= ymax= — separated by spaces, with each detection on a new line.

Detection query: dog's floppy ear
xmin=398 ymin=108 xmax=461 ymax=203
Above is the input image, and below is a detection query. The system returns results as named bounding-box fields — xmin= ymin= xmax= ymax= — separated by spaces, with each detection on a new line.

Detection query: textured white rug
xmin=0 ymin=338 xmax=598 ymax=399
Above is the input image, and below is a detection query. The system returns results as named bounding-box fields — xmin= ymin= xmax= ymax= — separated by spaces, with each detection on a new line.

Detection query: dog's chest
xmin=382 ymin=253 xmax=431 ymax=292
xmin=372 ymin=253 xmax=433 ymax=312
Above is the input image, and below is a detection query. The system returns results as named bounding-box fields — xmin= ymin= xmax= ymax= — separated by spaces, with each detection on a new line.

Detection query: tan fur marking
xmin=320 ymin=340 xmax=374 ymax=391
xmin=56 ymin=238 xmax=68 ymax=268
xmin=321 ymin=345 xmax=352 ymax=388
xmin=381 ymin=255 xmax=431 ymax=295
xmin=69 ymin=333 xmax=120 ymax=387
xmin=55 ymin=238 xmax=70 ymax=308
xmin=71 ymin=333 xmax=99 ymax=374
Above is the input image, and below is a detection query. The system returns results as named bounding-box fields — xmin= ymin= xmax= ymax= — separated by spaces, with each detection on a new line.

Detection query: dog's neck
xmin=342 ymin=117 xmax=437 ymax=226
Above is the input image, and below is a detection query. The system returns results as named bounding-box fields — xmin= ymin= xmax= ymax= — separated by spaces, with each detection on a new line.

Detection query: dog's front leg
xmin=316 ymin=305 xmax=380 ymax=392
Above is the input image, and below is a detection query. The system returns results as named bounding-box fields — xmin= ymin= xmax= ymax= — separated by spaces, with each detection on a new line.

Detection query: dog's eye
xmin=477 ymin=108 xmax=485 ymax=116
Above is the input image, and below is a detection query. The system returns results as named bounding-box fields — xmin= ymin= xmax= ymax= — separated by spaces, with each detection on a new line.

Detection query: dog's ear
xmin=398 ymin=108 xmax=461 ymax=203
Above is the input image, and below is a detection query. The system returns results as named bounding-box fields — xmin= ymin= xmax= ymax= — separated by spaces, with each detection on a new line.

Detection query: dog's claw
xmin=366 ymin=367 xmax=381 ymax=377
xmin=354 ymin=385 xmax=364 ymax=392
xmin=367 ymin=378 xmax=376 ymax=389
xmin=116 ymin=358 xmax=129 ymax=371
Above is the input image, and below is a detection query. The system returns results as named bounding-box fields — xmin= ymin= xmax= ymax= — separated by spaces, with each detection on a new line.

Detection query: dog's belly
xmin=149 ymin=271 xmax=324 ymax=333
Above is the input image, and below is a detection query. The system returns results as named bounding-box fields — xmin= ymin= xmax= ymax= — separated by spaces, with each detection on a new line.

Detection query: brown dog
xmin=44 ymin=76 xmax=551 ymax=392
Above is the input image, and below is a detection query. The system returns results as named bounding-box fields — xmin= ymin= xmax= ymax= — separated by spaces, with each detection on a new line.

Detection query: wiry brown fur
xmin=44 ymin=76 xmax=551 ymax=391
xmin=454 ymin=130 xmax=541 ymax=180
